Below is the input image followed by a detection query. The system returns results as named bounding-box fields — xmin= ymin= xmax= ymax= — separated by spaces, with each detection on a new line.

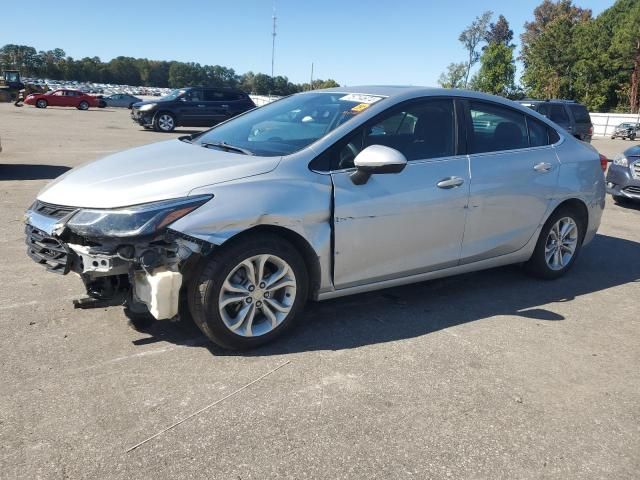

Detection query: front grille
xmin=25 ymin=225 xmax=71 ymax=274
xmin=632 ymin=159 xmax=640 ymax=179
xmin=32 ymin=200 xmax=76 ymax=219
xmin=623 ymin=186 xmax=640 ymax=196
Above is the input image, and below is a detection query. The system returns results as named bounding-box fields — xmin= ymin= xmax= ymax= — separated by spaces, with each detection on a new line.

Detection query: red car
xmin=25 ymin=89 xmax=100 ymax=110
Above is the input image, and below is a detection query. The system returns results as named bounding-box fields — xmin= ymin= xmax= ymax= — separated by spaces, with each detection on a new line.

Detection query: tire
xmin=154 ymin=112 xmax=176 ymax=132
xmin=128 ymin=102 xmax=134 ymax=109
xmin=630 ymin=133 xmax=636 ymax=141
xmin=78 ymin=101 xmax=89 ymax=110
xmin=525 ymin=207 xmax=585 ymax=280
xmin=36 ymin=99 xmax=47 ymax=108
xmin=188 ymin=234 xmax=308 ymax=350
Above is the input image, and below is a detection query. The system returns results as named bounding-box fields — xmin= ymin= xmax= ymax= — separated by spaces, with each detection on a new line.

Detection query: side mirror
xmin=350 ymin=145 xmax=407 ymax=185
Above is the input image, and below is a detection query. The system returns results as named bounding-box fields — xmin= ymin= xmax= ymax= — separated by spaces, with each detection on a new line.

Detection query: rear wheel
xmin=154 ymin=112 xmax=175 ymax=132
xmin=36 ymin=99 xmax=47 ymax=108
xmin=525 ymin=207 xmax=584 ymax=279
xmin=188 ymin=234 xmax=308 ymax=350
xmin=78 ymin=101 xmax=89 ymax=110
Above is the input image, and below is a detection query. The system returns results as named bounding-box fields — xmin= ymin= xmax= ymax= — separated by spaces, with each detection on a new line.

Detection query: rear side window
xmin=548 ymin=127 xmax=560 ymax=143
xmin=469 ymin=101 xmax=528 ymax=154
xmin=527 ymin=117 xmax=549 ymax=147
xmin=204 ymin=90 xmax=241 ymax=101
xmin=541 ymin=104 xmax=570 ymax=124
xmin=568 ymin=104 xmax=591 ymax=123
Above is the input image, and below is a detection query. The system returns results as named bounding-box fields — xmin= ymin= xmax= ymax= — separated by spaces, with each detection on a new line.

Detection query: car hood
xmin=133 ymin=98 xmax=169 ymax=107
xmin=37 ymin=139 xmax=281 ymax=208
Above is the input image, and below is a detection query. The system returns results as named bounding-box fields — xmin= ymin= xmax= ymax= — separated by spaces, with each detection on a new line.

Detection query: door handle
xmin=436 ymin=176 xmax=464 ymax=189
xmin=197 ymin=104 xmax=206 ymax=108
xmin=533 ymin=162 xmax=553 ymax=172
xmin=221 ymin=104 xmax=229 ymax=109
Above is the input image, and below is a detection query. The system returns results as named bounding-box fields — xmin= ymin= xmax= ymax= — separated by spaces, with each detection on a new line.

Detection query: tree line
xmin=439 ymin=0 xmax=640 ymax=113
xmin=0 ymin=45 xmax=339 ymax=96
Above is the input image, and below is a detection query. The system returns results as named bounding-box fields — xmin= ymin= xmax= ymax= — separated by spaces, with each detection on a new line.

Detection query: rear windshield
xmin=568 ymin=104 xmax=591 ymax=124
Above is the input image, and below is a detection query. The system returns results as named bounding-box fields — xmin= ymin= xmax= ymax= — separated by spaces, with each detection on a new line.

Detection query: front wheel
xmin=525 ymin=208 xmax=584 ymax=279
xmin=188 ymin=235 xmax=308 ymax=350
xmin=154 ymin=112 xmax=176 ymax=132
xmin=36 ymin=99 xmax=47 ymax=108
xmin=78 ymin=101 xmax=89 ymax=110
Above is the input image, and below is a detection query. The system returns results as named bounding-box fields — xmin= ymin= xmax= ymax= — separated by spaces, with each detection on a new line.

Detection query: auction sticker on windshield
xmin=339 ymin=93 xmax=385 ymax=104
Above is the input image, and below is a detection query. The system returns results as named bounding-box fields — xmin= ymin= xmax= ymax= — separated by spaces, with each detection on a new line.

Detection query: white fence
xmin=590 ymin=112 xmax=640 ymax=137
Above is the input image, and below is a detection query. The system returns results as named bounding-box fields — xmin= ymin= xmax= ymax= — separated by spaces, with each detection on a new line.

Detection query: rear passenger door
xmin=460 ymin=100 xmax=559 ymax=264
xmin=177 ymin=88 xmax=205 ymax=125
xmin=203 ymin=89 xmax=232 ymax=126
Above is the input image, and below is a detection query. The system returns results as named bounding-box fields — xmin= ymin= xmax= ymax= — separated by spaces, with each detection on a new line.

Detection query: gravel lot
xmin=1 ymin=103 xmax=639 ymax=479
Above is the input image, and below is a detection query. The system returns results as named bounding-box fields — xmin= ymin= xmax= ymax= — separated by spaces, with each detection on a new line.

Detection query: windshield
xmin=193 ymin=92 xmax=386 ymax=156
xmin=160 ymin=89 xmax=185 ymax=101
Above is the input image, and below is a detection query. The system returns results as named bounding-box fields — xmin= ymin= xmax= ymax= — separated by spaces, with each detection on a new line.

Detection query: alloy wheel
xmin=218 ymin=254 xmax=297 ymax=337
xmin=158 ymin=114 xmax=174 ymax=131
xmin=544 ymin=217 xmax=578 ymax=271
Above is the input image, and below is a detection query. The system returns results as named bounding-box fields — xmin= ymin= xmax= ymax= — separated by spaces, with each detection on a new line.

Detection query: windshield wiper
xmin=201 ymin=141 xmax=254 ymax=156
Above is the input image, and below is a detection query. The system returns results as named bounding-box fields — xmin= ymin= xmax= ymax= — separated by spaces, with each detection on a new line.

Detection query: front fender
xmin=170 ymin=172 xmax=334 ymax=292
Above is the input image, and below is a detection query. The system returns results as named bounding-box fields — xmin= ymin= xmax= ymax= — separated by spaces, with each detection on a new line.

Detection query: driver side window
xmin=331 ymin=98 xmax=456 ymax=170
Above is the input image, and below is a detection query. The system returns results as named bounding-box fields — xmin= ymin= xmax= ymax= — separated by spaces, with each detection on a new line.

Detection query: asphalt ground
xmin=0 ymin=103 xmax=638 ymax=479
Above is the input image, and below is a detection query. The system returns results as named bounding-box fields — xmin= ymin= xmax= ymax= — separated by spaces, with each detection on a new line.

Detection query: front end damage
xmin=24 ymin=198 xmax=213 ymax=320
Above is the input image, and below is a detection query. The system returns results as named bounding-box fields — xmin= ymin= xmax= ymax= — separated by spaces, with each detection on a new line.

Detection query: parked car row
xmin=21 ymin=77 xmax=172 ymax=97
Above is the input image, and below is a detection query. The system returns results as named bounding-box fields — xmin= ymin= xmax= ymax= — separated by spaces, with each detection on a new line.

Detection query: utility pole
xmin=310 ymin=62 xmax=314 ymax=91
xmin=271 ymin=6 xmax=277 ymax=79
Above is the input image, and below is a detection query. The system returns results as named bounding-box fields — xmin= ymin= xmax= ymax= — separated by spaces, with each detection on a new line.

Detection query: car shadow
xmin=140 ymin=129 xmax=207 ymax=135
xmin=0 ymin=164 xmax=71 ymax=181
xmin=612 ymin=198 xmax=640 ymax=211
xmin=128 ymin=233 xmax=640 ymax=356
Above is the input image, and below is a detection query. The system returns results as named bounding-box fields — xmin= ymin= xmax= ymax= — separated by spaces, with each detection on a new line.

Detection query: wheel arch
xmin=211 ymin=224 xmax=322 ymax=300
xmin=548 ymin=197 xmax=589 ymax=242
xmin=154 ymin=109 xmax=178 ymax=124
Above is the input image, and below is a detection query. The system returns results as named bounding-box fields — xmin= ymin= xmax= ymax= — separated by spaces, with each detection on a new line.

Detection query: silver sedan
xmin=24 ymin=86 xmax=605 ymax=350
xmin=101 ymin=93 xmax=142 ymax=108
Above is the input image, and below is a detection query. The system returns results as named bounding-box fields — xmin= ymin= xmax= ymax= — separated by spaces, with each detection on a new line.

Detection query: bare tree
xmin=459 ymin=11 xmax=493 ymax=88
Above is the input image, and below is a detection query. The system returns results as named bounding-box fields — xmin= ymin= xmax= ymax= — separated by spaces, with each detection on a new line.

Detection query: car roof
xmin=518 ymin=99 xmax=585 ymax=105
xmin=307 ymin=85 xmax=541 ymax=111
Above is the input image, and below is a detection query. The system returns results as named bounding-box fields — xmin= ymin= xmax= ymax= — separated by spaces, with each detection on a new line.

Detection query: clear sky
xmin=2 ymin=0 xmax=612 ymax=86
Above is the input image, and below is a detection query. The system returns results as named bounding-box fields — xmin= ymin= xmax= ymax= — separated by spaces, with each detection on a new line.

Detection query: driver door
xmin=330 ymin=98 xmax=470 ymax=289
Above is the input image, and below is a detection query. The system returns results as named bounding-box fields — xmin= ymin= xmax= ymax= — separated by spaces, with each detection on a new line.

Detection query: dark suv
xmin=518 ymin=99 xmax=593 ymax=142
xmin=131 ymin=87 xmax=255 ymax=132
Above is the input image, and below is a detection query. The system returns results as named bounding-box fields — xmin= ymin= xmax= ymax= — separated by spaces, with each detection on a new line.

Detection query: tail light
xmin=599 ymin=154 xmax=608 ymax=172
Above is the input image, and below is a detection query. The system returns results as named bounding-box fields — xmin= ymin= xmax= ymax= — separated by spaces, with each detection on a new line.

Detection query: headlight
xmin=65 ymin=195 xmax=212 ymax=238
xmin=138 ymin=103 xmax=156 ymax=111
xmin=613 ymin=154 xmax=629 ymax=167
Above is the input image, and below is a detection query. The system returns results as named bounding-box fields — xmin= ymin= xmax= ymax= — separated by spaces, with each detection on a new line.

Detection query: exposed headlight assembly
xmin=613 ymin=154 xmax=628 ymax=167
xmin=138 ymin=103 xmax=157 ymax=111
xmin=65 ymin=195 xmax=212 ymax=238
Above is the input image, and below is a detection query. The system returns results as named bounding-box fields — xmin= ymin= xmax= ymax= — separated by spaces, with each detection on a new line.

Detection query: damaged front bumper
xmin=24 ymin=201 xmax=212 ymax=320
